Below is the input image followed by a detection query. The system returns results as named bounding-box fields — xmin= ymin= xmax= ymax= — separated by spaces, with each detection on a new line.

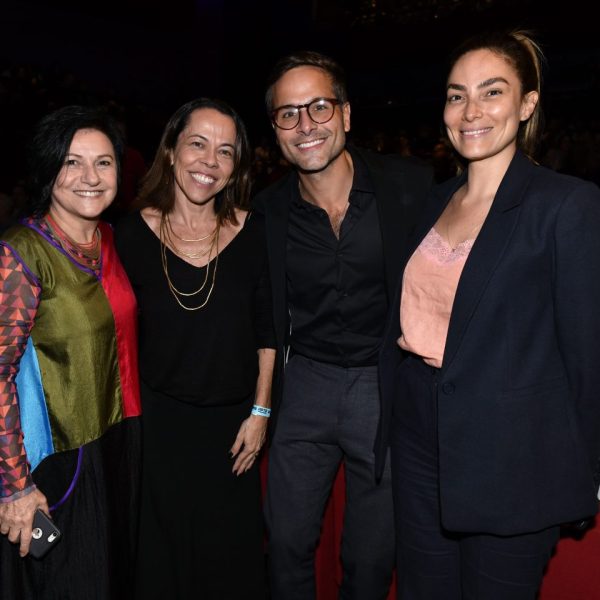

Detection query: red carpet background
xmin=262 ymin=459 xmax=600 ymax=599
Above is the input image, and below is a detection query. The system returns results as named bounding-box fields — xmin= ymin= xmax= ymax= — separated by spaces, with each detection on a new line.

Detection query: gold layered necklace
xmin=159 ymin=212 xmax=220 ymax=311
xmin=45 ymin=212 xmax=102 ymax=271
xmin=160 ymin=214 xmax=218 ymax=260
xmin=165 ymin=213 xmax=215 ymax=243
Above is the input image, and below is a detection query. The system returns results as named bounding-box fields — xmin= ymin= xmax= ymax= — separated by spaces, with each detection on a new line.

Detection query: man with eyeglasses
xmin=254 ymin=51 xmax=432 ymax=599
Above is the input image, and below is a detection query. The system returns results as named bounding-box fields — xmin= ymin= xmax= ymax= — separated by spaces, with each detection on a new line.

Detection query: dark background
xmin=2 ymin=0 xmax=598 ymax=196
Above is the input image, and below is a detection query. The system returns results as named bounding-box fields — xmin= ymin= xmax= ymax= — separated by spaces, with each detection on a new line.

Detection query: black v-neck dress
xmin=116 ymin=211 xmax=274 ymax=599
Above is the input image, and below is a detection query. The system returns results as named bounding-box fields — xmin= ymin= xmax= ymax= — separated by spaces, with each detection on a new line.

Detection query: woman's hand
xmin=230 ymin=415 xmax=267 ymax=476
xmin=0 ymin=488 xmax=49 ymax=557
xmin=229 ymin=348 xmax=274 ymax=475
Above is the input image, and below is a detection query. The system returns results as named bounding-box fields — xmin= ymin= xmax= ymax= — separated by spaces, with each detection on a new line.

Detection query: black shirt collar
xmin=291 ymin=145 xmax=375 ymax=211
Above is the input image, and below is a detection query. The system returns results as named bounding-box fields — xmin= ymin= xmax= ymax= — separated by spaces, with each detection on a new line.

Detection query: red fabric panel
xmin=99 ymin=223 xmax=141 ymax=418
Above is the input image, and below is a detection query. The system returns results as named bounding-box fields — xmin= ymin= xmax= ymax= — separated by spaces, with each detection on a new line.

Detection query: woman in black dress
xmin=116 ymin=98 xmax=275 ymax=599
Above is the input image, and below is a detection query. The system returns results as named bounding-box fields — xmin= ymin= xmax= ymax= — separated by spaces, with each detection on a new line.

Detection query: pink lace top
xmin=397 ymin=227 xmax=474 ymax=367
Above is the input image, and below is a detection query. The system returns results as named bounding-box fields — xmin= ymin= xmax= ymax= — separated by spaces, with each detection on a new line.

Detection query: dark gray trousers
xmin=265 ymin=354 xmax=395 ymax=600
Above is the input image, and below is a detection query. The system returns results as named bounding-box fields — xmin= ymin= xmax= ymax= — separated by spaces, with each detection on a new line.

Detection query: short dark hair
xmin=265 ymin=50 xmax=348 ymax=112
xmin=27 ymin=106 xmax=124 ymax=217
xmin=139 ymin=98 xmax=251 ymax=225
xmin=447 ymin=30 xmax=544 ymax=157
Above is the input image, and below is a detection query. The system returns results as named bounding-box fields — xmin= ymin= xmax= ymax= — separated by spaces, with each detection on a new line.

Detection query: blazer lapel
xmin=264 ymin=173 xmax=294 ymax=347
xmin=355 ymin=146 xmax=427 ymax=300
xmin=381 ymin=174 xmax=464 ymax=350
xmin=441 ymin=151 xmax=535 ymax=372
xmin=373 ymin=168 xmax=407 ymax=297
xmin=404 ymin=176 xmax=463 ymax=274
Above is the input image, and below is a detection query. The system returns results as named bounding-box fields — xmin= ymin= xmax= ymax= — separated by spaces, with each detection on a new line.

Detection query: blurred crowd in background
xmin=2 ymin=60 xmax=600 ymax=232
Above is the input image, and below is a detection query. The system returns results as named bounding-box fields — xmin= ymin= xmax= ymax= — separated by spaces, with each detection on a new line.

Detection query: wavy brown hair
xmin=139 ymin=98 xmax=251 ymax=225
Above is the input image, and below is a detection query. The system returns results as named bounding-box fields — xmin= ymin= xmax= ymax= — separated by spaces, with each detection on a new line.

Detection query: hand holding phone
xmin=29 ymin=509 xmax=61 ymax=559
xmin=0 ymin=489 xmax=53 ymax=557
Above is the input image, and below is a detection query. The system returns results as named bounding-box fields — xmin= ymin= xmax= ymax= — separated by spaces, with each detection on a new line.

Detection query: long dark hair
xmin=139 ymin=98 xmax=251 ymax=225
xmin=27 ymin=105 xmax=124 ymax=217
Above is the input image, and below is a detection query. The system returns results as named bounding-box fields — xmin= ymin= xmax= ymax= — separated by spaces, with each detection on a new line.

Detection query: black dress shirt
xmin=286 ymin=148 xmax=388 ymax=367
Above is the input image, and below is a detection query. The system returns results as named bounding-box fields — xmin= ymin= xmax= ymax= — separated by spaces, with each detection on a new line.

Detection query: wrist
xmin=0 ymin=484 xmax=37 ymax=504
xmin=251 ymin=404 xmax=271 ymax=418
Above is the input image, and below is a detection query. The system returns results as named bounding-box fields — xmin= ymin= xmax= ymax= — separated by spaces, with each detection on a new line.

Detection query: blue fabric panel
xmin=15 ymin=338 xmax=54 ymax=470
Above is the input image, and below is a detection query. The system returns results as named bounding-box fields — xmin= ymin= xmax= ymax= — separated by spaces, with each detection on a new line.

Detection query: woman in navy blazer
xmin=378 ymin=31 xmax=600 ymax=599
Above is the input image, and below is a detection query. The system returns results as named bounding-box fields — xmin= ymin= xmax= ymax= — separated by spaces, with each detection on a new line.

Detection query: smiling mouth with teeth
xmin=461 ymin=128 xmax=492 ymax=136
xmin=74 ymin=190 xmax=103 ymax=196
xmin=191 ymin=173 xmax=216 ymax=184
xmin=297 ymin=139 xmax=325 ymax=149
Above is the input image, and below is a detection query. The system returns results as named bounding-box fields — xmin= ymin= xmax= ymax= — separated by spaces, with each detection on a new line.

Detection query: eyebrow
xmin=447 ymin=77 xmax=510 ymax=91
xmin=66 ymin=152 xmax=114 ymax=159
xmin=273 ymin=98 xmax=328 ymax=110
xmin=187 ymin=134 xmax=235 ymax=148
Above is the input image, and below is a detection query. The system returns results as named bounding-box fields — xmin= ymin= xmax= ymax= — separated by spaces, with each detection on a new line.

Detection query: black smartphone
xmin=29 ymin=509 xmax=61 ymax=559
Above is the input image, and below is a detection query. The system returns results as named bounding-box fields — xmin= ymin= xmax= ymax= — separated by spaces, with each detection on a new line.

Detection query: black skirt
xmin=135 ymin=383 xmax=266 ymax=600
xmin=0 ymin=417 xmax=141 ymax=600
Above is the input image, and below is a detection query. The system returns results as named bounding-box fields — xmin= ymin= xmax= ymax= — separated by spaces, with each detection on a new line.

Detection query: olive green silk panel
xmin=5 ymin=226 xmax=124 ymax=452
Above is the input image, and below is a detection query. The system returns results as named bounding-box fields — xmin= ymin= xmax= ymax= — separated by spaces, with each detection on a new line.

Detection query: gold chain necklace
xmin=165 ymin=213 xmax=216 ymax=242
xmin=159 ymin=213 xmax=220 ymax=311
xmin=161 ymin=214 xmax=218 ymax=259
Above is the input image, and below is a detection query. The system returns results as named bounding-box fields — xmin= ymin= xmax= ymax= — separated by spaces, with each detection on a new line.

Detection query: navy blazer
xmin=253 ymin=146 xmax=432 ymax=434
xmin=378 ymin=151 xmax=600 ymax=535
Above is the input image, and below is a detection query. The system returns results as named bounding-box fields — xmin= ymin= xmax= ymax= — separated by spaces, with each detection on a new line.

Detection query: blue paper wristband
xmin=251 ymin=405 xmax=271 ymax=418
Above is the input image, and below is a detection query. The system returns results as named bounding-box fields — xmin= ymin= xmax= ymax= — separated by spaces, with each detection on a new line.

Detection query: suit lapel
xmin=264 ymin=173 xmax=294 ymax=347
xmin=404 ymin=177 xmax=462 ymax=276
xmin=355 ymin=147 xmax=412 ymax=300
xmin=381 ymin=175 xmax=463 ymax=349
xmin=372 ymin=166 xmax=406 ymax=297
xmin=441 ymin=151 xmax=535 ymax=372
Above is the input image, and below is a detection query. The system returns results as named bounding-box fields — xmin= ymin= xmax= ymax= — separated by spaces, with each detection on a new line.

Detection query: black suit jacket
xmin=378 ymin=150 xmax=600 ymax=535
xmin=253 ymin=146 xmax=433 ymax=434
